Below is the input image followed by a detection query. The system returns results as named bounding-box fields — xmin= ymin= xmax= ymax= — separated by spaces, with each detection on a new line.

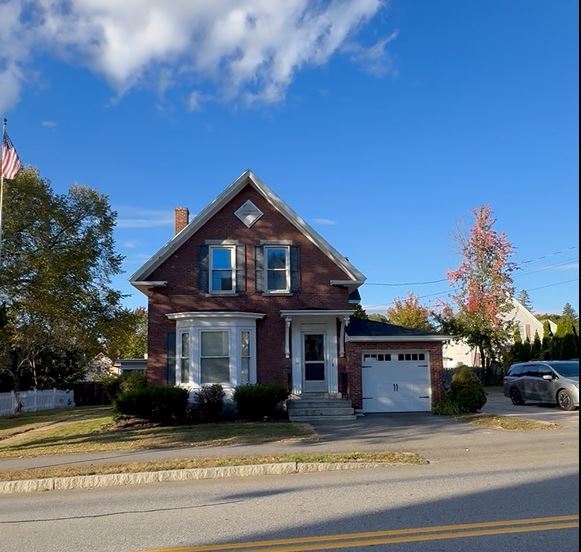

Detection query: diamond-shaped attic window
xmin=235 ymin=200 xmax=263 ymax=228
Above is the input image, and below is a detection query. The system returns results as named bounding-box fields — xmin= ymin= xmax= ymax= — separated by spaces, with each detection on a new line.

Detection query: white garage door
xmin=362 ymin=351 xmax=432 ymax=413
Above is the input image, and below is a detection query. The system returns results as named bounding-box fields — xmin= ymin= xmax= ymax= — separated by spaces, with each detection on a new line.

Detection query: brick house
xmin=130 ymin=171 xmax=446 ymax=419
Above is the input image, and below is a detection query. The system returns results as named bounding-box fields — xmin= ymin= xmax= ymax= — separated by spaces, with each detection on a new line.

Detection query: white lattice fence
xmin=0 ymin=389 xmax=74 ymax=416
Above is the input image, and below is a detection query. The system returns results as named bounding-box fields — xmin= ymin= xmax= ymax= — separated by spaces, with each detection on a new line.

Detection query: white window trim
xmin=172 ymin=315 xmax=259 ymax=392
xmin=264 ymin=245 xmax=291 ymax=294
xmin=200 ymin=330 xmax=231 ymax=386
xmin=209 ymin=245 xmax=236 ymax=295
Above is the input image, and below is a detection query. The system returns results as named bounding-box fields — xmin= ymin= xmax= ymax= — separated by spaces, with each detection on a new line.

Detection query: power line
xmin=526 ymin=278 xmax=579 ymax=292
xmin=361 ymin=245 xmax=578 ymax=287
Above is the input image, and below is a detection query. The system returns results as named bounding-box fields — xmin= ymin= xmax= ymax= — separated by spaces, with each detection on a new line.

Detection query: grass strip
xmin=459 ymin=414 xmax=559 ymax=431
xmin=0 ymin=451 xmax=427 ymax=482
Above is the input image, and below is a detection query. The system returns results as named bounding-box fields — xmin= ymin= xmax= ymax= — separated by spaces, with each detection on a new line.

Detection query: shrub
xmin=433 ymin=396 xmax=464 ymax=416
xmin=449 ymin=365 xmax=487 ymax=413
xmin=434 ymin=366 xmax=487 ymax=415
xmin=233 ymin=384 xmax=289 ymax=420
xmin=195 ymin=384 xmax=225 ymax=421
xmin=102 ymin=372 xmax=148 ymax=402
xmin=114 ymin=386 xmax=188 ymax=425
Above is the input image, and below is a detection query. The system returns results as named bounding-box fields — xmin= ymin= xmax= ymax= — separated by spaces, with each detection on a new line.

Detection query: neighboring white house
xmin=443 ymin=298 xmax=557 ymax=369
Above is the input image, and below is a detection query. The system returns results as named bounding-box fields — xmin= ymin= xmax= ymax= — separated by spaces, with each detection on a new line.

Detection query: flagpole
xmin=0 ymin=117 xmax=5 ymax=265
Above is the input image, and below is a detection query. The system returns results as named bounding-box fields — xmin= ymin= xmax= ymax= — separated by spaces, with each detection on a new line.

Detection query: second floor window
xmin=265 ymin=246 xmax=290 ymax=292
xmin=210 ymin=246 xmax=235 ymax=293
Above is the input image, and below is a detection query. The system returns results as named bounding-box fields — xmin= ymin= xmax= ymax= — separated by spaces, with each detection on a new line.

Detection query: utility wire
xmin=362 ymin=246 xmax=578 ymax=287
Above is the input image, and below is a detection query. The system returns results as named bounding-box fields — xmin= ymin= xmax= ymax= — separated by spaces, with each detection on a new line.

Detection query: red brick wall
xmin=145 ymin=182 xmax=354 ymax=386
xmin=344 ymin=341 xmax=445 ymax=410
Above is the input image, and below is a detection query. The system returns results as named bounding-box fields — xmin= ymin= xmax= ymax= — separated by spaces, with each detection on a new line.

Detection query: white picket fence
xmin=0 ymin=389 xmax=75 ymax=416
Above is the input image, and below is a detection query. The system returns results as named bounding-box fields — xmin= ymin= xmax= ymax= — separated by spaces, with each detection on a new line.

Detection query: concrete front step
xmin=287 ymin=400 xmax=352 ymax=410
xmin=289 ymin=415 xmax=357 ymax=422
xmin=289 ymin=407 xmax=355 ymax=417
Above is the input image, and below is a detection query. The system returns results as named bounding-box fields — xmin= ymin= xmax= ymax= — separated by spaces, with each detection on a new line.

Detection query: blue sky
xmin=1 ymin=0 xmax=578 ymax=315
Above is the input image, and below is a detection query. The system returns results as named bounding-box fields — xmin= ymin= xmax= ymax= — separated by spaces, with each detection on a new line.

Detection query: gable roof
xmin=130 ymin=170 xmax=366 ymax=288
xmin=346 ymin=317 xmax=448 ymax=342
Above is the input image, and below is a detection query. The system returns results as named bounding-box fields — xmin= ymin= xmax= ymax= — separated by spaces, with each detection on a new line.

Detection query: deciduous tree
xmin=386 ymin=292 xmax=433 ymax=331
xmin=439 ymin=206 xmax=517 ymax=376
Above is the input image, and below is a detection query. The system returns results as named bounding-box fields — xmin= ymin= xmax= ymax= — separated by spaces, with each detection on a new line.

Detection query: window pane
xmin=267 ymin=270 xmax=287 ymax=291
xmin=267 ymin=248 xmax=287 ymax=269
xmin=212 ymin=248 xmax=232 ymax=270
xmin=241 ymin=331 xmax=250 ymax=357
xmin=181 ymin=333 xmax=189 ymax=357
xmin=201 ymin=332 xmax=229 ymax=357
xmin=240 ymin=358 xmax=250 ymax=385
xmin=180 ymin=333 xmax=190 ymax=383
xmin=305 ymin=335 xmax=324 ymax=362
xmin=212 ymin=270 xmax=233 ymax=291
xmin=305 ymin=362 xmax=325 ymax=380
xmin=201 ymin=358 xmax=230 ymax=384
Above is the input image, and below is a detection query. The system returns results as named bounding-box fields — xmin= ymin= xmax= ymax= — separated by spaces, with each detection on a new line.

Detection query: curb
xmin=0 ymin=462 xmax=390 ymax=494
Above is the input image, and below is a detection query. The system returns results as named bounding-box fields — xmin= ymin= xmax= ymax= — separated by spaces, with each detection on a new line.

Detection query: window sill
xmin=207 ymin=292 xmax=240 ymax=297
xmin=262 ymin=292 xmax=294 ymax=297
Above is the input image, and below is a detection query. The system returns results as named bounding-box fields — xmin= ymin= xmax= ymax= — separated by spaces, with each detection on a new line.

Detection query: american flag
xmin=1 ymin=133 xmax=21 ymax=180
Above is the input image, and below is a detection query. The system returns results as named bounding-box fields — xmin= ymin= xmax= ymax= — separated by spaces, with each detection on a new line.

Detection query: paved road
xmin=0 ymin=390 xmax=577 ymax=551
xmin=0 ymin=458 xmax=577 ymax=552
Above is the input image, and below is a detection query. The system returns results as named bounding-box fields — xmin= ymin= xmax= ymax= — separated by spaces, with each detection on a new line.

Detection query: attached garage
xmin=361 ymin=351 xmax=431 ymax=412
xmin=344 ymin=318 xmax=448 ymax=413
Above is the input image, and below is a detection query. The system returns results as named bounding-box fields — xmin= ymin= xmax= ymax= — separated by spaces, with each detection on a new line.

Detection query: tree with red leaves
xmin=442 ymin=206 xmax=517 ymax=374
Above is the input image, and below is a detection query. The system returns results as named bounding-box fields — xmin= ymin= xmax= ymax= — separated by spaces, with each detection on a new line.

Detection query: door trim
xmin=302 ymin=331 xmax=328 ymax=393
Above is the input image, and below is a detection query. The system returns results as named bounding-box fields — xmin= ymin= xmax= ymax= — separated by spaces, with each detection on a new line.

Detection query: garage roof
xmin=346 ymin=317 xmax=448 ymax=341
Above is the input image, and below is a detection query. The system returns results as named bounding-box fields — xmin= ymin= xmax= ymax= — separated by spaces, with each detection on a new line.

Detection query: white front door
xmin=303 ymin=333 xmax=327 ymax=393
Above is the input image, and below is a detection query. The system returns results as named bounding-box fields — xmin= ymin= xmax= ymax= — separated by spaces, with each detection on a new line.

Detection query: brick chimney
xmin=174 ymin=207 xmax=189 ymax=235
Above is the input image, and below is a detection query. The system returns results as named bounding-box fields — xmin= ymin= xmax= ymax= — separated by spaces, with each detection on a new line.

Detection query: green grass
xmin=0 ymin=407 xmax=317 ymax=458
xmin=0 ymin=451 xmax=428 ymax=482
xmin=459 ymin=414 xmax=560 ymax=431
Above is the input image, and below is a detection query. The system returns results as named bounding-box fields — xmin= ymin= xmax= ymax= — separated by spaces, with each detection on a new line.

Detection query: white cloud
xmin=41 ymin=120 xmax=57 ymax=128
xmin=186 ymin=90 xmax=206 ymax=112
xmin=342 ymin=29 xmax=399 ymax=77
xmin=313 ymin=217 xmax=337 ymax=225
xmin=122 ymin=240 xmax=141 ymax=249
xmin=0 ymin=0 xmax=385 ymax=111
xmin=116 ymin=207 xmax=173 ymax=229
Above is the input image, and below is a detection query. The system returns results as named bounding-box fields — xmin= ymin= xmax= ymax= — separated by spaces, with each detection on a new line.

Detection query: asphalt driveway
xmin=482 ymin=387 xmax=580 ymax=423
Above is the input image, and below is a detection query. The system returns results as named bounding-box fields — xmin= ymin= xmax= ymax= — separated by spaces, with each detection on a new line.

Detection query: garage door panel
xmin=362 ymin=354 xmax=431 ymax=413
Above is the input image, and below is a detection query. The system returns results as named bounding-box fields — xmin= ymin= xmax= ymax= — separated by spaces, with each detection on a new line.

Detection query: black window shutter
xmin=290 ymin=246 xmax=301 ymax=293
xmin=255 ymin=246 xmax=264 ymax=292
xmin=166 ymin=332 xmax=176 ymax=385
xmin=198 ymin=245 xmax=209 ymax=292
xmin=236 ymin=245 xmax=246 ymax=293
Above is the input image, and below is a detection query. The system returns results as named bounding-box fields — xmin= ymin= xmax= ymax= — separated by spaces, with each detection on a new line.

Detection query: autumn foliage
xmin=442 ymin=206 xmax=517 ymax=370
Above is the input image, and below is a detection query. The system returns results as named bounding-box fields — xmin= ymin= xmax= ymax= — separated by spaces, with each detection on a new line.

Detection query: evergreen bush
xmin=233 ymin=384 xmax=289 ymax=420
xmin=114 ymin=386 xmax=188 ymax=425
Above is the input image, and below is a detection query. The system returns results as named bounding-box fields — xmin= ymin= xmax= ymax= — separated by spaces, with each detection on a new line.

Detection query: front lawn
xmin=459 ymin=414 xmax=559 ymax=431
xmin=0 ymin=406 xmax=317 ymax=458
xmin=0 ymin=451 xmax=428 ymax=482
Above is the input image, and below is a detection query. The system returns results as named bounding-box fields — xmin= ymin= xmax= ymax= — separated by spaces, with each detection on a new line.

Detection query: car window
xmin=548 ymin=362 xmax=579 ymax=378
xmin=522 ymin=365 xmax=539 ymax=377
xmin=509 ymin=365 xmax=524 ymax=377
xmin=537 ymin=366 xmax=554 ymax=377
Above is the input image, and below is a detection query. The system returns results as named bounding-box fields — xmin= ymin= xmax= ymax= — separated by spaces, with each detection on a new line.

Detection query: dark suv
xmin=503 ymin=361 xmax=579 ymax=411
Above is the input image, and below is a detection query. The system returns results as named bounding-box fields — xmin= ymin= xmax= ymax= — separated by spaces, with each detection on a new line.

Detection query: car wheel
xmin=510 ymin=387 xmax=525 ymax=406
xmin=557 ymin=389 xmax=576 ymax=411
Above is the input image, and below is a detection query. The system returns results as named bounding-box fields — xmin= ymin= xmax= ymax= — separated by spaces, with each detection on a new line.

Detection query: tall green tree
xmin=352 ymin=304 xmax=368 ymax=320
xmin=541 ymin=320 xmax=553 ymax=359
xmin=0 ymin=168 xmax=123 ymax=391
xmin=531 ymin=331 xmax=542 ymax=359
xmin=103 ymin=307 xmax=148 ymax=360
xmin=386 ymin=292 xmax=433 ymax=331
xmin=517 ymin=289 xmax=533 ymax=311
xmin=438 ymin=206 xmax=517 ymax=375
